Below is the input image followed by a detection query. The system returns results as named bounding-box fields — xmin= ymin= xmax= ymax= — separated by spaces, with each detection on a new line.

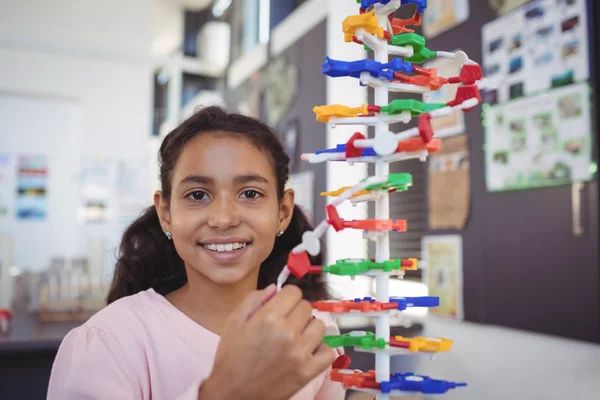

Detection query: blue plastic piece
xmin=359 ymin=0 xmax=427 ymax=13
xmin=380 ymin=373 xmax=466 ymax=394
xmin=402 ymin=0 xmax=427 ymax=13
xmin=322 ymin=57 xmax=413 ymax=81
xmin=315 ymin=144 xmax=376 ymax=158
xmin=389 ymin=296 xmax=439 ymax=311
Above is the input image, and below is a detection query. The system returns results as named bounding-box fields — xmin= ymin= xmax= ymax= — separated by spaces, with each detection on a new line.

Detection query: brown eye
xmin=240 ymin=190 xmax=261 ymax=199
xmin=188 ymin=191 xmax=209 ymax=201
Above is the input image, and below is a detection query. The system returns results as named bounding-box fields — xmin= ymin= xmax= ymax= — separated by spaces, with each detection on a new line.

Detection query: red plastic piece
xmin=345 ymin=132 xmax=367 ymax=159
xmin=401 ymin=259 xmax=414 ymax=268
xmin=418 ymin=113 xmax=434 ymax=143
xmin=313 ymin=300 xmax=398 ymax=313
xmin=287 ymin=251 xmax=312 ymax=278
xmin=367 ymin=105 xmax=381 ymax=113
xmin=342 ymin=219 xmax=407 ymax=232
xmin=383 ymin=30 xmax=392 ymax=40
xmin=330 ymin=369 xmax=380 ymax=390
xmin=448 ymin=64 xmax=483 ymax=85
xmin=352 ymin=36 xmax=363 ymax=45
xmin=332 ymin=354 xmax=352 ymax=369
xmin=326 ymin=205 xmax=344 ymax=232
xmin=447 ymin=85 xmax=481 ymax=111
xmin=389 ymin=337 xmax=411 ymax=349
xmin=308 ymin=266 xmax=323 ymax=274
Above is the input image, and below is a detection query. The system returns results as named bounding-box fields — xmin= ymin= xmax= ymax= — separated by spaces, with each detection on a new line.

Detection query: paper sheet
xmin=482 ymin=0 xmax=589 ymax=105
xmin=428 ymin=134 xmax=470 ymax=230
xmin=484 ymin=82 xmax=593 ymax=191
xmin=422 ymin=235 xmax=464 ymax=320
xmin=422 ymin=0 xmax=470 ymax=38
xmin=16 ymin=154 xmax=48 ymax=220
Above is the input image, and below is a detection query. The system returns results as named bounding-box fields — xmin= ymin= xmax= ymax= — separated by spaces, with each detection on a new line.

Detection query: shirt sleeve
xmin=47 ymin=326 xmax=143 ymax=399
xmin=313 ymin=311 xmax=347 ymax=400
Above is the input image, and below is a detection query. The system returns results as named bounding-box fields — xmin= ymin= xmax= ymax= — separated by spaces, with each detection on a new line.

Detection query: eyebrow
xmin=179 ymin=174 xmax=270 ymax=186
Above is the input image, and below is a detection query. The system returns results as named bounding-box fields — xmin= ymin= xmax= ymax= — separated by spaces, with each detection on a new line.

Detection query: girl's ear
xmin=278 ymin=189 xmax=295 ymax=232
xmin=154 ymin=190 xmax=172 ymax=234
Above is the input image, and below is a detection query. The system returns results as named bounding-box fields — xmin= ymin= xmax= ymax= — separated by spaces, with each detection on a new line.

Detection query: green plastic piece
xmin=322 ymin=258 xmax=404 ymax=276
xmin=380 ymin=99 xmax=446 ymax=117
xmin=391 ymin=33 xmax=426 ymax=49
xmin=364 ymin=173 xmax=413 ymax=192
xmin=391 ymin=33 xmax=437 ymax=64
xmin=324 ymin=332 xmax=388 ymax=350
xmin=406 ymin=47 xmax=437 ymax=64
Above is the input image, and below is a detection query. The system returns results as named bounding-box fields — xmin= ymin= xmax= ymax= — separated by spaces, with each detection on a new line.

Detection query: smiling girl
xmin=47 ymin=106 xmax=345 ymax=400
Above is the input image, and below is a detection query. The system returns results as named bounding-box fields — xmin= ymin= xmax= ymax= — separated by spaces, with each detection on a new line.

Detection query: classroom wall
xmin=0 ymin=0 xmax=154 ymax=275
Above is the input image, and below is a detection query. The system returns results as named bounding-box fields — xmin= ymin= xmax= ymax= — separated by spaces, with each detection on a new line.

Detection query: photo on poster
xmin=16 ymin=154 xmax=48 ymax=220
xmin=78 ymin=159 xmax=112 ymax=223
xmin=484 ymin=82 xmax=593 ymax=191
xmin=482 ymin=0 xmax=589 ymax=104
xmin=422 ymin=0 xmax=470 ymax=38
xmin=489 ymin=0 xmax=532 ymax=15
xmin=422 ymin=235 xmax=464 ymax=320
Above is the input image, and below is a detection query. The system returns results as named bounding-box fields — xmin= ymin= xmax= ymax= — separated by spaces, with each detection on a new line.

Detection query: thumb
xmin=231 ymin=284 xmax=277 ymax=325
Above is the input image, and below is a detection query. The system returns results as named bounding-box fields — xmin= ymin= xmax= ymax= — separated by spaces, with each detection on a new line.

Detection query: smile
xmin=203 ymin=242 xmax=248 ymax=252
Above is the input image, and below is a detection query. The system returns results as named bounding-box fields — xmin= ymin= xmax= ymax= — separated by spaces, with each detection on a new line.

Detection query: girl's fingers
xmin=259 ymin=284 xmax=303 ymax=318
xmin=296 ymin=318 xmax=327 ymax=355
xmin=303 ymin=343 xmax=338 ymax=380
xmin=285 ymin=300 xmax=314 ymax=333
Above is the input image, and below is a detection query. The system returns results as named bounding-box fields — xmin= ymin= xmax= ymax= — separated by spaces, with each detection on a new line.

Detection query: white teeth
xmin=204 ymin=242 xmax=247 ymax=252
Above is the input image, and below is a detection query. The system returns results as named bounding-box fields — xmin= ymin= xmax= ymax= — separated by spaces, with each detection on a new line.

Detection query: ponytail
xmin=107 ymin=206 xmax=186 ymax=304
xmin=258 ymin=206 xmax=329 ymax=301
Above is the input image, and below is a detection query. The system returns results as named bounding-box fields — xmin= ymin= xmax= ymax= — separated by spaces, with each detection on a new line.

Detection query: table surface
xmin=0 ymin=312 xmax=80 ymax=353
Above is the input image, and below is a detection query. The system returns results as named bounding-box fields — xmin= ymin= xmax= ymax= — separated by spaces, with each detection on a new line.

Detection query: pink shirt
xmin=47 ymin=288 xmax=346 ymax=400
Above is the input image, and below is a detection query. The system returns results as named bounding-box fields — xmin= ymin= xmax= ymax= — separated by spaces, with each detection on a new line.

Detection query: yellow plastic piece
xmin=313 ymin=104 xmax=369 ymax=123
xmin=342 ymin=10 xmax=385 ymax=42
xmin=402 ymin=258 xmax=418 ymax=271
xmin=393 ymin=336 xmax=453 ymax=353
xmin=320 ymin=187 xmax=371 ymax=198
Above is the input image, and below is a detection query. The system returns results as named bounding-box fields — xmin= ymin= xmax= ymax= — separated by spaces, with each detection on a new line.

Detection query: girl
xmin=48 ymin=106 xmax=345 ymax=400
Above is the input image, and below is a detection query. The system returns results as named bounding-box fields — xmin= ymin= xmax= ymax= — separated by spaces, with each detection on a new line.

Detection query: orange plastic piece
xmin=394 ymin=68 xmax=448 ymax=91
xmin=330 ymin=369 xmax=380 ymax=390
xmin=342 ymin=219 xmax=407 ymax=232
xmin=389 ymin=12 xmax=422 ymax=34
xmin=313 ymin=104 xmax=370 ymax=123
xmin=391 ymin=336 xmax=453 ymax=353
xmin=312 ymin=300 xmax=398 ymax=313
xmin=342 ymin=10 xmax=385 ymax=42
xmin=396 ymin=137 xmax=441 ymax=154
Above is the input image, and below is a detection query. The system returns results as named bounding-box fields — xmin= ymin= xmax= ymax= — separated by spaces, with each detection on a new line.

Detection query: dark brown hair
xmin=107 ymin=106 xmax=328 ymax=303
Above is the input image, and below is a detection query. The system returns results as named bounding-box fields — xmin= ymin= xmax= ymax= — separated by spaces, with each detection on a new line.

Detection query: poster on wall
xmin=482 ymin=0 xmax=589 ymax=105
xmin=78 ymin=159 xmax=112 ymax=223
xmin=422 ymin=235 xmax=463 ymax=320
xmin=422 ymin=0 xmax=470 ymax=38
xmin=484 ymin=82 xmax=593 ymax=191
xmin=428 ymin=134 xmax=470 ymax=230
xmin=423 ymin=55 xmax=465 ymax=137
xmin=489 ymin=0 xmax=532 ymax=15
xmin=16 ymin=154 xmax=48 ymax=220
xmin=0 ymin=154 xmax=10 ymax=218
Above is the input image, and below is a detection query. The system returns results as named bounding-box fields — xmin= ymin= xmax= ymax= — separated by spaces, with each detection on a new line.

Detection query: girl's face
xmin=155 ymin=132 xmax=294 ymax=287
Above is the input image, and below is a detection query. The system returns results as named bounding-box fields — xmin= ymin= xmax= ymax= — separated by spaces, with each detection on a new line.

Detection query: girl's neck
xmin=165 ymin=270 xmax=259 ymax=336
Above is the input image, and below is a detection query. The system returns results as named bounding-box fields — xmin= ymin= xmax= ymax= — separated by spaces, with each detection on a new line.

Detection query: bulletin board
xmin=481 ymin=0 xmax=594 ymax=191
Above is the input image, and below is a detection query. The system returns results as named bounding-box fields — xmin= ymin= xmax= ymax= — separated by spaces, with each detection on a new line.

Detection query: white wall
xmin=0 ymin=0 xmax=154 ymax=276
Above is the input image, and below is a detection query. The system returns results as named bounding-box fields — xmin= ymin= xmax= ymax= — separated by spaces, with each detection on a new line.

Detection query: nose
xmin=207 ymin=195 xmax=241 ymax=230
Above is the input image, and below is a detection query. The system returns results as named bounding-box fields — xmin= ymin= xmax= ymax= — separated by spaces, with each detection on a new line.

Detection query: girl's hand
xmin=199 ymin=284 xmax=335 ymax=400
